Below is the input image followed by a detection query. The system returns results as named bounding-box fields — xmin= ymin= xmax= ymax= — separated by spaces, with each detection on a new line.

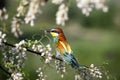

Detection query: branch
xmin=0 ymin=41 xmax=63 ymax=76
xmin=2 ymin=42 xmax=101 ymax=80
xmin=0 ymin=65 xmax=11 ymax=76
xmin=3 ymin=42 xmax=63 ymax=61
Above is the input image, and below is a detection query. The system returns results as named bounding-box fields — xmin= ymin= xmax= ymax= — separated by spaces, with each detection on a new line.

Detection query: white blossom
xmin=16 ymin=0 xmax=29 ymax=17
xmin=44 ymin=44 xmax=52 ymax=63
xmin=31 ymin=43 xmax=52 ymax=63
xmin=36 ymin=67 xmax=47 ymax=80
xmin=74 ymin=64 xmax=102 ymax=80
xmin=55 ymin=60 xmax=66 ymax=78
xmin=90 ymin=64 xmax=94 ymax=68
xmin=11 ymin=17 xmax=23 ymax=37
xmin=0 ymin=31 xmax=6 ymax=45
xmin=3 ymin=40 xmax=27 ymax=73
xmin=0 ymin=7 xmax=8 ymax=20
xmin=76 ymin=0 xmax=108 ymax=16
xmin=89 ymin=64 xmax=102 ymax=79
xmin=52 ymin=0 xmax=63 ymax=5
xmin=76 ymin=0 xmax=93 ymax=16
xmin=75 ymin=74 xmax=81 ymax=80
xmin=56 ymin=3 xmax=69 ymax=26
xmin=32 ymin=44 xmax=43 ymax=52
xmin=24 ymin=0 xmax=46 ymax=26
xmin=45 ymin=58 xmax=49 ymax=63
xmin=102 ymin=6 xmax=108 ymax=12
xmin=11 ymin=72 xmax=23 ymax=80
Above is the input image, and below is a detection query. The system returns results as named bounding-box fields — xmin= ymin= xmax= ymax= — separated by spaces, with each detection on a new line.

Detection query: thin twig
xmin=0 ymin=65 xmax=11 ymax=75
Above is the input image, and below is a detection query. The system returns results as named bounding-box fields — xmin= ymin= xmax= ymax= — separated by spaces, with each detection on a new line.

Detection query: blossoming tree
xmin=0 ymin=0 xmax=110 ymax=80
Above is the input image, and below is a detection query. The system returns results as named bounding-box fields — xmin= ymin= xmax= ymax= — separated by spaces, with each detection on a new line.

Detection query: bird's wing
xmin=59 ymin=41 xmax=72 ymax=54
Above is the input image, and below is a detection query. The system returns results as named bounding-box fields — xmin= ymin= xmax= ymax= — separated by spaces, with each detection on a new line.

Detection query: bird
xmin=46 ymin=27 xmax=80 ymax=69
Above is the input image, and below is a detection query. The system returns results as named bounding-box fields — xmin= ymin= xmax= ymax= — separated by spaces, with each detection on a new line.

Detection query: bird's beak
xmin=46 ymin=30 xmax=51 ymax=33
xmin=44 ymin=29 xmax=50 ymax=34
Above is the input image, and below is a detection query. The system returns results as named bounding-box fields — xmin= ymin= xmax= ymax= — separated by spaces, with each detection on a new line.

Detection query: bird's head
xmin=46 ymin=28 xmax=63 ymax=37
xmin=46 ymin=27 xmax=66 ymax=41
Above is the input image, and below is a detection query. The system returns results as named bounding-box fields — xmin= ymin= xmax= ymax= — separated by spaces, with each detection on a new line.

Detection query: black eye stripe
xmin=51 ymin=30 xmax=59 ymax=33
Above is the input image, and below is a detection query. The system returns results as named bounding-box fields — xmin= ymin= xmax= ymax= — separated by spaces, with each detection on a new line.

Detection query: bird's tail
xmin=69 ymin=54 xmax=80 ymax=69
xmin=69 ymin=54 xmax=88 ymax=71
xmin=65 ymin=53 xmax=88 ymax=70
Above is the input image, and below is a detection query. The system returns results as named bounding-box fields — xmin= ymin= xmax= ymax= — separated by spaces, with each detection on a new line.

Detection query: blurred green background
xmin=0 ymin=0 xmax=120 ymax=80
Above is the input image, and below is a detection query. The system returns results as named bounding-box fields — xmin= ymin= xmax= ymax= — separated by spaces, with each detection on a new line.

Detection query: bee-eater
xmin=46 ymin=27 xmax=80 ymax=69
